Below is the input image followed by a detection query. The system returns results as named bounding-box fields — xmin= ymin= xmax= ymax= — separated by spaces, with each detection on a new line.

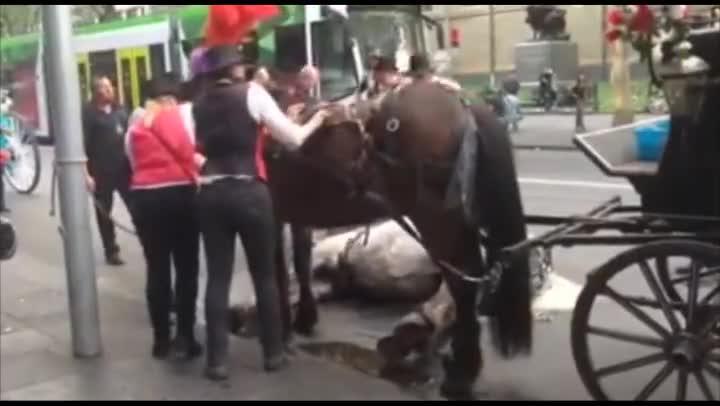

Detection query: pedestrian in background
xmin=82 ymin=75 xmax=132 ymax=266
xmin=125 ymin=74 xmax=204 ymax=360
xmin=572 ymin=72 xmax=588 ymax=133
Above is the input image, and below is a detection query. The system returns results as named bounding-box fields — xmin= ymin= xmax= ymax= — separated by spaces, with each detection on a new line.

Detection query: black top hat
xmin=204 ymin=45 xmax=245 ymax=75
xmin=373 ymin=56 xmax=398 ymax=72
xmin=408 ymin=53 xmax=434 ymax=76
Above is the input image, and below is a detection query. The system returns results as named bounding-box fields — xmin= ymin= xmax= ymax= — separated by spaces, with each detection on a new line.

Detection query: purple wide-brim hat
xmin=190 ymin=47 xmax=210 ymax=78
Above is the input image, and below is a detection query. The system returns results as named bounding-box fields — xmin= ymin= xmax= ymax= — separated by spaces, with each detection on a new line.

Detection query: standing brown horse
xmin=264 ymin=81 xmax=533 ymax=400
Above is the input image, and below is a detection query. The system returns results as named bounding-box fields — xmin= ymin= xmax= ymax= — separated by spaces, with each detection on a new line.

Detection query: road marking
xmin=520 ymin=177 xmax=634 ymax=191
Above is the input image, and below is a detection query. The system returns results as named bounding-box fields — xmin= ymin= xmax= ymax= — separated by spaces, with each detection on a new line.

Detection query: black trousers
xmin=196 ymin=178 xmax=283 ymax=367
xmin=133 ymin=185 xmax=200 ymax=343
xmin=93 ymin=173 xmax=133 ymax=258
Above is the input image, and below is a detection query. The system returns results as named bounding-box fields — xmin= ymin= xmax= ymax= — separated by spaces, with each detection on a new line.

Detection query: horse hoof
xmin=293 ymin=306 xmax=318 ymax=337
xmin=293 ymin=320 xmax=316 ymax=337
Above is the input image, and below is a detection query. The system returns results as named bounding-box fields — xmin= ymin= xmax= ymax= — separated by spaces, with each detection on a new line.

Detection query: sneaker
xmin=152 ymin=340 xmax=171 ymax=360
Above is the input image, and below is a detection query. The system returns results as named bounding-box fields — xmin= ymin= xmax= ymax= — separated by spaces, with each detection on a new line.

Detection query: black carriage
xmin=503 ymin=28 xmax=720 ymax=400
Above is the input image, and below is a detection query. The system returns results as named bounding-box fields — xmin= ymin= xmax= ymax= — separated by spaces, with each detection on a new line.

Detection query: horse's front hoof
xmin=293 ymin=303 xmax=319 ymax=337
xmin=293 ymin=319 xmax=317 ymax=337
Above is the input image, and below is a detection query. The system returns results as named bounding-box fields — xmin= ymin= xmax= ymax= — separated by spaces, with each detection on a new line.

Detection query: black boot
xmin=152 ymin=339 xmax=171 ymax=360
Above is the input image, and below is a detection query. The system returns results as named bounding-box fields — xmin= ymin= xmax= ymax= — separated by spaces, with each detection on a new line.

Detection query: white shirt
xmin=246 ymin=81 xmax=310 ymax=149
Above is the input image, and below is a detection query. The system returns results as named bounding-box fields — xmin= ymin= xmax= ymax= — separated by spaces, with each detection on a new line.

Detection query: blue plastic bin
xmin=635 ymin=119 xmax=670 ymax=162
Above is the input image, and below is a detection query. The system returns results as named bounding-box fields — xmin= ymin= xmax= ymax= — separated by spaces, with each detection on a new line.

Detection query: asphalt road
xmin=2 ymin=116 xmax=717 ymax=401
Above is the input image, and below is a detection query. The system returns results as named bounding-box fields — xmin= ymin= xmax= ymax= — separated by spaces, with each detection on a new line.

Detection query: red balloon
xmin=204 ymin=5 xmax=280 ymax=48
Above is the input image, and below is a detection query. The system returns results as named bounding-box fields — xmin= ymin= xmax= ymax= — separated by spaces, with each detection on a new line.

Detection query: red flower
xmin=629 ymin=5 xmax=654 ymax=34
xmin=607 ymin=7 xmax=629 ymax=27
xmin=204 ymin=5 xmax=280 ymax=48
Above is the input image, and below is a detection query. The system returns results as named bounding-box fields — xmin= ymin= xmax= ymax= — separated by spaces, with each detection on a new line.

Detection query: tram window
xmin=149 ymin=44 xmax=166 ymax=78
xmin=311 ymin=20 xmax=358 ymax=100
xmin=120 ymin=58 xmax=133 ymax=108
xmin=89 ymin=50 xmax=118 ymax=89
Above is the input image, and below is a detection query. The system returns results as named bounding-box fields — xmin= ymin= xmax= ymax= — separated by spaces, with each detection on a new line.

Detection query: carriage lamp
xmin=653 ymin=39 xmax=710 ymax=117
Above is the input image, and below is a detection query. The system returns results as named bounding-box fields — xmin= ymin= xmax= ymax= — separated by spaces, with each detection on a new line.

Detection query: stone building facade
xmin=424 ymin=5 xmax=715 ymax=83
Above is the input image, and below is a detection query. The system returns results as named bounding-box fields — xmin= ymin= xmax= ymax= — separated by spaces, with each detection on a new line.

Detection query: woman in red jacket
xmin=125 ymin=74 xmax=204 ymax=360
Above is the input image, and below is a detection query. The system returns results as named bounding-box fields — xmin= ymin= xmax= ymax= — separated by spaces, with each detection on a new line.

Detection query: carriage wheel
xmin=572 ymin=241 xmax=720 ymax=401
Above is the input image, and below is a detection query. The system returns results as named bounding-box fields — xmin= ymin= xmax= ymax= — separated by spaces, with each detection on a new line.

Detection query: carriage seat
xmin=573 ymin=116 xmax=670 ymax=179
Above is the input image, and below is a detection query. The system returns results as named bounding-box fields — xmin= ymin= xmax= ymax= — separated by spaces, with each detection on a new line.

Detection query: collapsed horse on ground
xmin=257 ymin=78 xmax=534 ymax=400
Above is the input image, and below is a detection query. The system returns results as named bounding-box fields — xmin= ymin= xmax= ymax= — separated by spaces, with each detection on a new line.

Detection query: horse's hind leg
xmin=291 ymin=224 xmax=318 ymax=336
xmin=440 ymin=229 xmax=484 ymax=400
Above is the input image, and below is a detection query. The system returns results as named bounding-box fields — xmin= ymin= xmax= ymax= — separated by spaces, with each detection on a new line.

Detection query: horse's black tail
xmin=472 ymin=107 xmax=533 ymax=359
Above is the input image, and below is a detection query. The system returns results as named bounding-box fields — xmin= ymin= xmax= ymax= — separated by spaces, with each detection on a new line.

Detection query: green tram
xmin=0 ymin=5 xmax=448 ymax=143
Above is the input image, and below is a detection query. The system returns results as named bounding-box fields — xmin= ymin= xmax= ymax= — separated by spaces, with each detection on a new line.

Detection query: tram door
xmin=116 ymin=47 xmax=151 ymax=110
xmin=77 ymin=54 xmax=91 ymax=103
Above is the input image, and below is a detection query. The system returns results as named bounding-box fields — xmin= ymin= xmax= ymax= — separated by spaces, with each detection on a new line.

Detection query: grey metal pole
xmin=41 ymin=5 xmax=103 ymax=359
xmin=489 ymin=5 xmax=497 ymax=88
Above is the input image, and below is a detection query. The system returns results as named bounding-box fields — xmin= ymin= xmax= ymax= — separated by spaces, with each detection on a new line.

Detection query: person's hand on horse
xmin=313 ymin=108 xmax=332 ymax=124
xmin=287 ymin=103 xmax=306 ymax=123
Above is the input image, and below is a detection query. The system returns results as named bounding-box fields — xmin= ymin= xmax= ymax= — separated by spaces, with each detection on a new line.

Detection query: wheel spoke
xmin=587 ymin=326 xmax=665 ymax=348
xmin=694 ymin=371 xmax=717 ymax=401
xmin=671 ymin=269 xmax=720 ymax=284
xmin=700 ymin=285 xmax=720 ymax=307
xmin=596 ymin=352 xmax=666 ymax=378
xmin=705 ymin=362 xmax=720 ymax=379
xmin=639 ymin=260 xmax=681 ymax=333
xmin=686 ymin=262 xmax=701 ymax=327
xmin=676 ymin=370 xmax=688 ymax=401
xmin=635 ymin=362 xmax=675 ymax=401
xmin=602 ymin=286 xmax=671 ymax=340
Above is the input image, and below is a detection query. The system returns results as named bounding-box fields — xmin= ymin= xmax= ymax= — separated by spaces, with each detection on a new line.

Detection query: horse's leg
xmin=290 ymin=224 xmax=318 ymax=336
xmin=273 ymin=222 xmax=295 ymax=349
xmin=407 ymin=213 xmax=484 ymax=400
xmin=439 ymin=227 xmax=484 ymax=400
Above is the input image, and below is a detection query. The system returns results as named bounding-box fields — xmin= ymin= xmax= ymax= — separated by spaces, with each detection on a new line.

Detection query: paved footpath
xmin=0 ymin=251 xmax=416 ymax=401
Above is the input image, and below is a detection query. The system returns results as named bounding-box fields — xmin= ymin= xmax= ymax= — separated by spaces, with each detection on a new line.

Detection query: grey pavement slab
xmin=0 ymin=252 xmax=418 ymax=401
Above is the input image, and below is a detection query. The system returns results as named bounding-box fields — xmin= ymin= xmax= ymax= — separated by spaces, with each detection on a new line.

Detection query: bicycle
xmin=1 ymin=101 xmax=42 ymax=196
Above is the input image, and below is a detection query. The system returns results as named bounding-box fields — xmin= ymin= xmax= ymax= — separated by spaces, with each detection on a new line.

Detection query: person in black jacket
xmin=82 ymin=75 xmax=133 ymax=266
xmin=193 ymin=45 xmax=329 ymax=381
